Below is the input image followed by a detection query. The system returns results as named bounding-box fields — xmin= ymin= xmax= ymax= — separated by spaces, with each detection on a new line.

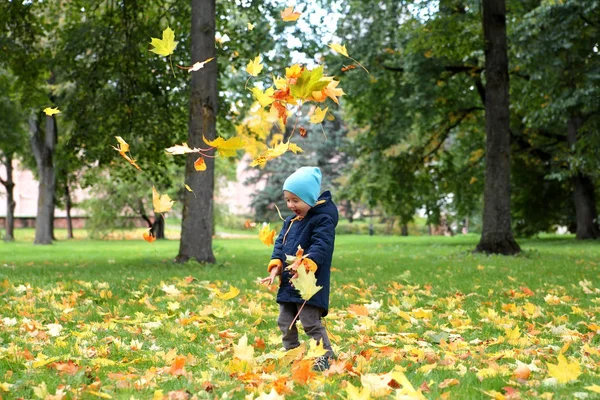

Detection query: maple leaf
xmin=259 ymin=223 xmax=276 ymax=246
xmin=43 ymin=107 xmax=60 ymax=116
xmin=546 ymin=353 xmax=581 ymax=384
xmin=309 ymin=106 xmax=328 ymax=124
xmin=328 ymin=43 xmax=348 ymax=57
xmin=305 ymin=338 xmax=328 ymax=359
xmin=169 ymin=355 xmax=186 ymax=376
xmin=312 ymin=79 xmax=345 ymax=105
xmin=152 ymin=186 xmax=175 ymax=213
xmin=281 ymin=6 xmax=301 ymax=21
xmin=217 ymin=286 xmax=240 ymax=300
xmin=255 ymin=389 xmax=285 ymax=400
xmin=165 ymin=143 xmax=197 ymax=155
xmin=345 ymin=382 xmax=371 ymax=400
xmin=143 ymin=230 xmax=156 ymax=243
xmin=247 ymin=22 xmax=255 ymax=31
xmin=246 ymin=56 xmax=264 ymax=76
xmin=251 ymin=86 xmax=275 ymax=107
xmin=149 ymin=27 xmax=178 ymax=56
xmin=233 ymin=335 xmax=255 ymax=362
xmin=194 ymin=156 xmax=207 ymax=171
xmin=203 ymin=135 xmax=244 ymax=157
xmin=286 ymin=64 xmax=303 ymax=79
xmin=287 ymin=142 xmax=303 ymax=154
xmin=177 ymin=57 xmax=214 ymax=73
xmin=291 ymin=359 xmax=315 ymax=384
xmin=112 ymin=136 xmax=142 ymax=171
xmin=293 ymin=262 xmax=322 ymax=301
xmin=290 ymin=66 xmax=329 ymax=100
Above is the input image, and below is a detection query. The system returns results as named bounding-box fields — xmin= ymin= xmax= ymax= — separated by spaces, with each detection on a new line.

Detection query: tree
xmin=475 ymin=0 xmax=520 ymax=254
xmin=176 ymin=0 xmax=218 ymax=263
xmin=0 ymin=71 xmax=26 ymax=242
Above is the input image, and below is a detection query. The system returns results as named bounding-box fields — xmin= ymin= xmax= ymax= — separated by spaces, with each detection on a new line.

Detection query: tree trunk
xmin=65 ymin=182 xmax=74 ymax=239
xmin=345 ymin=200 xmax=353 ymax=223
xmin=1 ymin=153 xmax=16 ymax=242
xmin=401 ymin=224 xmax=408 ymax=236
xmin=475 ymin=0 xmax=520 ymax=255
xmin=29 ymin=111 xmax=56 ymax=245
xmin=151 ymin=216 xmax=165 ymax=239
xmin=176 ymin=0 xmax=217 ymax=263
xmin=567 ymin=116 xmax=600 ymax=239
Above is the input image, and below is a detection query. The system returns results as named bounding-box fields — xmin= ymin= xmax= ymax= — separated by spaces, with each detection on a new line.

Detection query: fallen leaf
xmin=546 ymin=354 xmax=581 ymax=384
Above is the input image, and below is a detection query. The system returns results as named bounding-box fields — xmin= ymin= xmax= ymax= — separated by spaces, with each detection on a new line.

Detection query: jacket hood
xmin=308 ymin=190 xmax=339 ymax=226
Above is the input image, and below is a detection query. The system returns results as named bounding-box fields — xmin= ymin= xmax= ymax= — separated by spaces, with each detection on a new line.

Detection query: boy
xmin=261 ymin=166 xmax=338 ymax=371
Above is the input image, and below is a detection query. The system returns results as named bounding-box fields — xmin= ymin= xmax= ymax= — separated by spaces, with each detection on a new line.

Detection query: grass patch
xmin=0 ymin=235 xmax=598 ymax=398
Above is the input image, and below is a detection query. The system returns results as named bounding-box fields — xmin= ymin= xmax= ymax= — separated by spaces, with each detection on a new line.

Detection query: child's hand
xmin=260 ymin=265 xmax=281 ymax=285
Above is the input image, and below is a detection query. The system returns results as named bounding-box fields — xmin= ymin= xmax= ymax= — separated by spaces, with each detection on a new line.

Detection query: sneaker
xmin=312 ymin=355 xmax=330 ymax=372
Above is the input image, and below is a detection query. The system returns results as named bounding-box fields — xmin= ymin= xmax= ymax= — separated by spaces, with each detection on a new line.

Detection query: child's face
xmin=284 ymin=190 xmax=311 ymax=218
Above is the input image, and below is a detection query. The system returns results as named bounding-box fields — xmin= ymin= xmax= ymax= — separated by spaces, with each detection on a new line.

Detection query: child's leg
xmin=277 ymin=302 xmax=300 ymax=350
xmin=298 ymin=304 xmax=334 ymax=359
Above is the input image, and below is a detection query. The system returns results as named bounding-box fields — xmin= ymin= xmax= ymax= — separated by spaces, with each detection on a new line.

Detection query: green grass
xmin=0 ymin=234 xmax=599 ymax=399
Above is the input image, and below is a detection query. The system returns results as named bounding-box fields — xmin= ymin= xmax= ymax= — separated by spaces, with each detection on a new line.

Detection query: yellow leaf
xmin=112 ymin=136 xmax=142 ymax=171
xmin=33 ymin=382 xmax=48 ymax=399
xmin=305 ymin=338 xmax=328 ymax=359
xmin=247 ymin=22 xmax=255 ymax=31
xmin=287 ymin=142 xmax=303 ymax=154
xmin=149 ymin=26 xmax=178 ymax=57
xmin=217 ymin=286 xmax=240 ymax=300
xmin=259 ymin=223 xmax=276 ymax=246
xmin=345 ymin=382 xmax=371 ymax=400
xmin=184 ymin=184 xmax=193 ymax=192
xmin=585 ymin=385 xmax=600 ymax=393
xmin=255 ymin=388 xmax=285 ymax=400
xmin=546 ymin=354 xmax=581 ymax=384
xmin=246 ymin=55 xmax=264 ymax=76
xmin=90 ymin=358 xmax=116 ymax=367
xmin=293 ymin=262 xmax=322 ymax=300
xmin=233 ymin=334 xmax=254 ymax=362
xmin=88 ymin=391 xmax=112 ymax=399
xmin=32 ymin=354 xmax=59 ymax=368
xmin=328 ymin=43 xmax=349 ymax=57
xmin=251 ymin=86 xmax=275 ymax=107
xmin=153 ymin=390 xmax=164 ymax=400
xmin=43 ymin=107 xmax=60 ymax=116
xmin=0 ymin=382 xmax=14 ymax=392
xmin=281 ymin=6 xmax=301 ymax=21
xmin=309 ymin=106 xmax=328 ymax=124
xmin=286 ymin=64 xmax=303 ymax=79
xmin=202 ymin=135 xmax=244 ymax=157
xmin=152 ymin=186 xmax=175 ymax=213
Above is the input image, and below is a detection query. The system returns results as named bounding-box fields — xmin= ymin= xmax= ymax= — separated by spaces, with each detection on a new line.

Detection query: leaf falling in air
xmin=111 ymin=136 xmax=142 ymax=171
xmin=281 ymin=6 xmax=301 ymax=21
xmin=202 ymin=136 xmax=244 ymax=157
xmin=327 ymin=42 xmax=369 ymax=73
xmin=43 ymin=107 xmax=61 ymax=116
xmin=194 ymin=157 xmax=207 ymax=171
xmin=246 ymin=56 xmax=264 ymax=76
xmin=152 ymin=186 xmax=175 ymax=214
xmin=309 ymin=106 xmax=328 ymax=124
xmin=177 ymin=57 xmax=214 ymax=73
xmin=258 ymin=223 xmax=276 ymax=246
xmin=247 ymin=22 xmax=255 ymax=31
xmin=149 ymin=27 xmax=178 ymax=56
xmin=143 ymin=230 xmax=156 ymax=243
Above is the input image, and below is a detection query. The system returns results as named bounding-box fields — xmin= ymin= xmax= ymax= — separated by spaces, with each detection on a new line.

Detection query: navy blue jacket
xmin=271 ymin=191 xmax=338 ymax=316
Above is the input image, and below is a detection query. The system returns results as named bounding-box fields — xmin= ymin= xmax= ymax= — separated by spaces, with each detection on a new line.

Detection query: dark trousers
xmin=277 ymin=302 xmax=334 ymax=358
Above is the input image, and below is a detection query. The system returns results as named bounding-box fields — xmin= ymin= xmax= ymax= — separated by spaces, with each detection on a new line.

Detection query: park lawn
xmin=0 ymin=234 xmax=599 ymax=399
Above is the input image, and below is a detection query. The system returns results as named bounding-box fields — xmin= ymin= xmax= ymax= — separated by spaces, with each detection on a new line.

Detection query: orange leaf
xmin=348 ymin=304 xmax=369 ymax=316
xmin=50 ymin=361 xmax=80 ymax=376
xmin=143 ymin=230 xmax=156 ymax=243
xmin=194 ymin=156 xmax=207 ymax=171
xmin=258 ymin=223 xmax=276 ymax=246
xmin=169 ymin=355 xmax=186 ymax=376
xmin=291 ymin=359 xmax=316 ymax=384
xmin=281 ymin=6 xmax=301 ymax=21
xmin=112 ymin=136 xmax=142 ymax=171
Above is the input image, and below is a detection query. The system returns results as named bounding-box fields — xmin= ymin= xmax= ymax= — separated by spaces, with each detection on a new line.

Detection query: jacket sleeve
xmin=270 ymin=218 xmax=288 ymax=265
xmin=305 ymin=215 xmax=335 ymax=269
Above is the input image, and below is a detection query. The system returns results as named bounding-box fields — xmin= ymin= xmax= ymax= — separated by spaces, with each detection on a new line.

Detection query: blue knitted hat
xmin=282 ymin=167 xmax=322 ymax=206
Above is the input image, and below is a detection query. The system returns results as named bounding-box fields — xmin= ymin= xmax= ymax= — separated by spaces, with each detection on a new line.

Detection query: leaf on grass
xmin=246 ymin=56 xmax=264 ymax=76
xmin=217 ymin=286 xmax=240 ymax=300
xmin=152 ymin=186 xmax=174 ymax=213
xmin=168 ymin=355 xmax=186 ymax=376
xmin=233 ymin=334 xmax=254 ymax=362
xmin=291 ymin=359 xmax=315 ymax=384
xmin=43 ymin=107 xmax=60 ymax=116
xmin=546 ymin=353 xmax=581 ymax=384
xmin=345 ymin=382 xmax=371 ymax=400
xmin=281 ymin=6 xmax=301 ymax=21
xmin=149 ymin=27 xmax=178 ymax=57
xmin=305 ymin=339 xmax=328 ymax=359
xmin=259 ymin=223 xmax=276 ymax=246
xmin=309 ymin=106 xmax=328 ymax=124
